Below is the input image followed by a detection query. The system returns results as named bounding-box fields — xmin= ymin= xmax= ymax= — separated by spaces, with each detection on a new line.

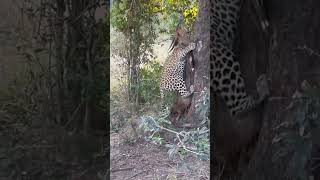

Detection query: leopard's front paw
xmin=189 ymin=42 xmax=196 ymax=50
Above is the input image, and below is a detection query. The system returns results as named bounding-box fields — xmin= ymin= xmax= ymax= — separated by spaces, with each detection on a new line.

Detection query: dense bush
xmin=138 ymin=60 xmax=162 ymax=104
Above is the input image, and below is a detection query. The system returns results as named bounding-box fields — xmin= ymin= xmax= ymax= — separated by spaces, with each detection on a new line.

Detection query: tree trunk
xmin=55 ymin=0 xmax=65 ymax=124
xmin=187 ymin=0 xmax=210 ymax=124
xmin=239 ymin=0 xmax=320 ymax=179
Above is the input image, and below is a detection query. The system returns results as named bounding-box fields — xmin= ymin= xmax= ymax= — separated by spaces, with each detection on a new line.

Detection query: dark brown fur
xmin=213 ymin=94 xmax=262 ymax=170
xmin=169 ymin=95 xmax=192 ymax=126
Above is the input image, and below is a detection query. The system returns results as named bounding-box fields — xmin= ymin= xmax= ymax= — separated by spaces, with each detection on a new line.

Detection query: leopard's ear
xmin=175 ymin=27 xmax=181 ymax=37
xmin=176 ymin=26 xmax=188 ymax=39
xmin=168 ymin=37 xmax=178 ymax=52
xmin=175 ymin=21 xmax=184 ymax=37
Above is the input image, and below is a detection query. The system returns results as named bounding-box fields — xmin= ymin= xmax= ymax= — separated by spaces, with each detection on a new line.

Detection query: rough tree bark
xmin=187 ymin=0 xmax=210 ymax=124
xmin=240 ymin=0 xmax=320 ymax=179
xmin=208 ymin=0 xmax=320 ymax=179
xmin=55 ymin=0 xmax=66 ymax=124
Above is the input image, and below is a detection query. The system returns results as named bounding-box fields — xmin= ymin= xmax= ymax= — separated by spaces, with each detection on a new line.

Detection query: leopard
xmin=210 ymin=0 xmax=269 ymax=117
xmin=160 ymin=26 xmax=197 ymax=100
xmin=209 ymin=0 xmax=271 ymax=170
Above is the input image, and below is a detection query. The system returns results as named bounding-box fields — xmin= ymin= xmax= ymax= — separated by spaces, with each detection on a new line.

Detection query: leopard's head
xmin=168 ymin=25 xmax=190 ymax=52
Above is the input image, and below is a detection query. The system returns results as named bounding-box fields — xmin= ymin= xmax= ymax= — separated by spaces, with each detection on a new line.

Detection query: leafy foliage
xmin=111 ymin=0 xmax=198 ymax=32
xmin=161 ymin=0 xmax=198 ymax=31
xmin=138 ymin=88 xmax=210 ymax=161
xmin=195 ymin=88 xmax=210 ymax=126
xmin=138 ymin=60 xmax=162 ymax=103
xmin=140 ymin=113 xmax=209 ymax=160
xmin=111 ymin=0 xmax=158 ymax=104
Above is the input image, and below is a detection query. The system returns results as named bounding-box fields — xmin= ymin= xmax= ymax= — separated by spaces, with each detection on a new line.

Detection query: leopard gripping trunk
xmin=160 ymin=42 xmax=196 ymax=99
xmin=210 ymin=0 xmax=258 ymax=116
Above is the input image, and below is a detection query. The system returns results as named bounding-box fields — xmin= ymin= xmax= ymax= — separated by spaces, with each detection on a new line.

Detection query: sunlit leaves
xmin=111 ymin=1 xmax=129 ymax=32
xmin=163 ymin=0 xmax=198 ymax=30
xmin=111 ymin=0 xmax=198 ymax=34
xmin=183 ymin=6 xmax=198 ymax=27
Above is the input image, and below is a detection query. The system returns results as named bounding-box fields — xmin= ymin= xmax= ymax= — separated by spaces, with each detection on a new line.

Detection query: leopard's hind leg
xmin=175 ymin=78 xmax=194 ymax=98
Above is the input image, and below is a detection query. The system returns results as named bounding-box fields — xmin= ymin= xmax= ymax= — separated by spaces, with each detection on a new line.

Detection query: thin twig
xmin=63 ymin=101 xmax=84 ymax=128
xmin=74 ymin=168 xmax=90 ymax=179
xmin=217 ymin=161 xmax=225 ymax=180
xmin=157 ymin=125 xmax=207 ymax=156
xmin=297 ymin=45 xmax=320 ymax=58
xmin=176 ymin=133 xmax=206 ymax=156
